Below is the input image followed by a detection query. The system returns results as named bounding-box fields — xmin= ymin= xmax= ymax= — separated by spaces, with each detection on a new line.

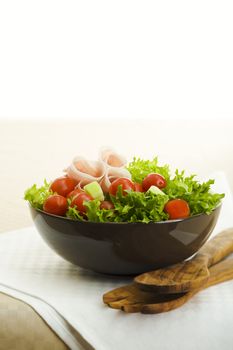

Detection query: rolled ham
xmin=99 ymin=148 xmax=131 ymax=192
xmin=100 ymin=167 xmax=132 ymax=193
xmin=65 ymin=149 xmax=131 ymax=193
xmin=65 ymin=157 xmax=106 ymax=186
xmin=100 ymin=148 xmax=127 ymax=168
xmin=75 ymin=179 xmax=87 ymax=191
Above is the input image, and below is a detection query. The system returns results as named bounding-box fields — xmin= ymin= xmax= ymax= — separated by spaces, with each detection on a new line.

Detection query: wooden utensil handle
xmin=204 ymin=258 xmax=233 ymax=287
xmin=141 ymin=258 xmax=233 ymax=314
xmin=197 ymin=228 xmax=233 ymax=267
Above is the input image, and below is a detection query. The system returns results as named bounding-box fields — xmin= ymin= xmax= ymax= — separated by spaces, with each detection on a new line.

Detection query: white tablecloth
xmin=0 ymin=172 xmax=233 ymax=350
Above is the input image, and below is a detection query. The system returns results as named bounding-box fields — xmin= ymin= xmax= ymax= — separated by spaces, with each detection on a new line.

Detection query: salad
xmin=24 ymin=149 xmax=224 ymax=223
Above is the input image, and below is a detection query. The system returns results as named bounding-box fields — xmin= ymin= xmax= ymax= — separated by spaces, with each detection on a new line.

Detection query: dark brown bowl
xmin=29 ymin=205 xmax=221 ymax=275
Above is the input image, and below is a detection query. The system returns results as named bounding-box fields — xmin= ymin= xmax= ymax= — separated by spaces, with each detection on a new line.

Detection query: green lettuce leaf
xmin=109 ymin=187 xmax=169 ymax=223
xmin=24 ymin=180 xmax=52 ymax=210
xmin=126 ymin=158 xmax=224 ymax=217
xmin=127 ymin=157 xmax=170 ymax=183
xmin=163 ymin=170 xmax=224 ymax=215
xmin=85 ymin=200 xmax=116 ymax=222
xmin=66 ymin=206 xmax=86 ymax=221
xmin=80 ymin=188 xmax=169 ymax=223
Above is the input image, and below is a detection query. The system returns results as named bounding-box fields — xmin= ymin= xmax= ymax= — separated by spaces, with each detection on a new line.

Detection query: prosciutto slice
xmin=100 ymin=148 xmax=127 ymax=168
xmin=65 ymin=149 xmax=131 ymax=193
xmin=100 ymin=167 xmax=132 ymax=192
xmin=99 ymin=148 xmax=131 ymax=192
xmin=65 ymin=157 xmax=106 ymax=186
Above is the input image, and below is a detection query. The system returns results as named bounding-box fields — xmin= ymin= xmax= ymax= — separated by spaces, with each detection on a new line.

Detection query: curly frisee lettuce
xmin=24 ymin=180 xmax=52 ymax=210
xmin=127 ymin=158 xmax=224 ymax=217
xmin=24 ymin=157 xmax=225 ymax=223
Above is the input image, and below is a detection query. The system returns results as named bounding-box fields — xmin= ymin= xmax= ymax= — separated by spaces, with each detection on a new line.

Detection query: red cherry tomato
xmin=109 ymin=178 xmax=135 ymax=196
xmin=43 ymin=195 xmax=68 ymax=216
xmin=134 ymin=183 xmax=144 ymax=192
xmin=164 ymin=199 xmax=190 ymax=220
xmin=67 ymin=188 xmax=84 ymax=200
xmin=50 ymin=177 xmax=76 ymax=197
xmin=142 ymin=173 xmax=167 ymax=191
xmin=100 ymin=201 xmax=115 ymax=210
xmin=71 ymin=193 xmax=93 ymax=213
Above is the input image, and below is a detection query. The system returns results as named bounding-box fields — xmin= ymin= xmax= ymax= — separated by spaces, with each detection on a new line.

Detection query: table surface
xmin=0 ymin=120 xmax=232 ymax=350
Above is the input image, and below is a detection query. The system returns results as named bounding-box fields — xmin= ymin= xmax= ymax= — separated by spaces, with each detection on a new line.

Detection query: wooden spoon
xmin=103 ymin=257 xmax=233 ymax=313
xmin=134 ymin=228 xmax=233 ymax=293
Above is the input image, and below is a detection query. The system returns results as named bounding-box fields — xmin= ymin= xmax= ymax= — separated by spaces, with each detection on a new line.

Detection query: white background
xmin=1 ymin=1 xmax=233 ymax=233
xmin=0 ymin=0 xmax=233 ymax=121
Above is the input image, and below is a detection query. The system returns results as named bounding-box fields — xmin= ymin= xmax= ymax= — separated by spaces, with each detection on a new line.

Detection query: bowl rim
xmin=29 ymin=203 xmax=222 ymax=225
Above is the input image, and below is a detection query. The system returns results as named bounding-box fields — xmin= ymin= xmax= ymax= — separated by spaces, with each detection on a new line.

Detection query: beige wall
xmin=0 ymin=119 xmax=232 ymax=233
